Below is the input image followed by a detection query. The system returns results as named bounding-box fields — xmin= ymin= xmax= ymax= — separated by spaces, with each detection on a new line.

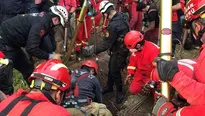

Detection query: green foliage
xmin=175 ymin=45 xmax=199 ymax=59
xmin=13 ymin=69 xmax=28 ymax=92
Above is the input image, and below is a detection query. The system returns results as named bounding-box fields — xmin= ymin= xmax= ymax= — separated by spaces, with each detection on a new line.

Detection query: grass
xmin=175 ymin=45 xmax=199 ymax=59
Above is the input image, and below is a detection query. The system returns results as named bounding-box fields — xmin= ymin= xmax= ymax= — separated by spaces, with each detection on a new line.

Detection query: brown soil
xmin=63 ymin=32 xmax=154 ymax=116
xmin=66 ymin=51 xmax=154 ymax=116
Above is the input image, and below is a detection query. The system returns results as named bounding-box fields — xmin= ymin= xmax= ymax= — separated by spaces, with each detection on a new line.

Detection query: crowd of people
xmin=0 ymin=0 xmax=204 ymax=115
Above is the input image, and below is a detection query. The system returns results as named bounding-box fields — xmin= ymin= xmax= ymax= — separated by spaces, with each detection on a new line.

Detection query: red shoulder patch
xmin=39 ymin=12 xmax=45 ymax=17
xmin=40 ymin=30 xmax=45 ymax=38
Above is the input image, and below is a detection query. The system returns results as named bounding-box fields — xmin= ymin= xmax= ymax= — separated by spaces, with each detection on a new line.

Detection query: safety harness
xmin=0 ymin=93 xmax=43 ymax=116
xmin=62 ymin=70 xmax=92 ymax=116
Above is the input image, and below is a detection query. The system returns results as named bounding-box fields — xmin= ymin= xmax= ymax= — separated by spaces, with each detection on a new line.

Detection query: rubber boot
xmin=116 ymin=86 xmax=124 ymax=104
xmin=116 ymin=90 xmax=125 ymax=104
xmin=102 ymin=74 xmax=114 ymax=95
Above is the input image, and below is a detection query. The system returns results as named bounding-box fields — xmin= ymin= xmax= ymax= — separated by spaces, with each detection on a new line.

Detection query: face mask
xmin=129 ymin=49 xmax=138 ymax=53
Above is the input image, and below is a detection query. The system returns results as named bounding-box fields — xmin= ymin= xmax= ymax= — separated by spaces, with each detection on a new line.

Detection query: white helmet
xmin=99 ymin=1 xmax=114 ymax=13
xmin=50 ymin=5 xmax=68 ymax=26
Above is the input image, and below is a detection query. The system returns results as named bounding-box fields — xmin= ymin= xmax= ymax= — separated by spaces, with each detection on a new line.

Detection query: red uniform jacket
xmin=0 ymin=89 xmax=70 ymax=116
xmin=173 ymin=105 xmax=205 ymax=116
xmin=170 ymin=44 xmax=205 ymax=105
xmin=58 ymin=0 xmax=77 ymax=12
xmin=127 ymin=40 xmax=160 ymax=78
xmin=151 ymin=59 xmax=196 ymax=82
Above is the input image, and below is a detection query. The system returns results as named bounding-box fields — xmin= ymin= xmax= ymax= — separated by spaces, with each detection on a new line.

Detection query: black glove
xmin=156 ymin=59 xmax=179 ymax=82
xmin=141 ymin=83 xmax=151 ymax=95
xmin=82 ymin=45 xmax=95 ymax=57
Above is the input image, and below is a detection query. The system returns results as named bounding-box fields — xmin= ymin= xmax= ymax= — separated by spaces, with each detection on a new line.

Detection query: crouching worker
xmin=0 ymin=59 xmax=71 ymax=116
xmin=62 ymin=60 xmax=112 ymax=116
xmin=124 ymin=31 xmax=160 ymax=95
xmin=0 ymin=51 xmax=13 ymax=95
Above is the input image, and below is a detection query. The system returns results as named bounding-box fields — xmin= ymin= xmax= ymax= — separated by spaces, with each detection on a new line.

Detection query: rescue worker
xmin=69 ymin=60 xmax=103 ymax=103
xmin=124 ymin=31 xmax=160 ymax=95
xmin=172 ymin=0 xmax=183 ymax=55
xmin=58 ymin=0 xmax=77 ymax=14
xmin=0 ymin=0 xmax=30 ymax=24
xmin=136 ymin=2 xmax=159 ymax=44
xmin=75 ymin=0 xmax=95 ymax=59
xmin=0 ymin=51 xmax=13 ymax=95
xmin=115 ymin=0 xmax=128 ymax=12
xmin=150 ymin=59 xmax=196 ymax=100
xmin=63 ymin=60 xmax=112 ymax=116
xmin=28 ymin=0 xmax=58 ymax=13
xmin=82 ymin=0 xmax=130 ymax=104
xmin=28 ymin=1 xmax=62 ymax=54
xmin=125 ymin=0 xmax=143 ymax=31
xmin=0 ymin=59 xmax=71 ymax=116
xmin=56 ymin=0 xmax=77 ymax=53
xmin=151 ymin=59 xmax=197 ymax=83
xmin=0 ymin=6 xmax=68 ymax=84
xmin=152 ymin=0 xmax=205 ymax=115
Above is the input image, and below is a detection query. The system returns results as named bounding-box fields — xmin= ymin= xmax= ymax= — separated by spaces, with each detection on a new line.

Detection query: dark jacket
xmin=0 ymin=0 xmax=30 ymax=23
xmin=0 ymin=12 xmax=52 ymax=59
xmin=72 ymin=69 xmax=103 ymax=103
xmin=28 ymin=0 xmax=58 ymax=13
xmin=95 ymin=12 xmax=129 ymax=55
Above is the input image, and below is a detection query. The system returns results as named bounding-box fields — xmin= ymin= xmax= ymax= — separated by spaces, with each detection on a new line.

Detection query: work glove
xmin=82 ymin=45 xmax=95 ymax=57
xmin=156 ymin=59 xmax=179 ymax=82
xmin=141 ymin=81 xmax=160 ymax=95
xmin=124 ymin=74 xmax=133 ymax=85
xmin=49 ymin=53 xmax=62 ymax=60
xmin=141 ymin=83 xmax=151 ymax=95
xmin=152 ymin=96 xmax=177 ymax=116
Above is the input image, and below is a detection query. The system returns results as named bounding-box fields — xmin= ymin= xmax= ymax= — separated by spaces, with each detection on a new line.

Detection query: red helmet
xmin=81 ymin=60 xmax=98 ymax=74
xmin=28 ymin=59 xmax=71 ymax=91
xmin=124 ymin=31 xmax=144 ymax=49
xmin=185 ymin=0 xmax=205 ymax=21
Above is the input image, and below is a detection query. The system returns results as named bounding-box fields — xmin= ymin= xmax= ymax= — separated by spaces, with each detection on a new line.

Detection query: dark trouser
xmin=172 ymin=21 xmax=182 ymax=55
xmin=0 ymin=63 xmax=13 ymax=95
xmin=107 ymin=52 xmax=128 ymax=92
xmin=0 ymin=40 xmax=34 ymax=87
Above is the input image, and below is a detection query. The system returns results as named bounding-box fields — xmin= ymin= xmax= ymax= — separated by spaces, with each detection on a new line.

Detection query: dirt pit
xmin=66 ymin=51 xmax=154 ymax=116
